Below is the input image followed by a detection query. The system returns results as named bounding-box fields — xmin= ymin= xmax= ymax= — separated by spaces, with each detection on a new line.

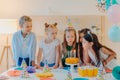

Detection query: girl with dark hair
xmin=78 ymin=28 xmax=118 ymax=70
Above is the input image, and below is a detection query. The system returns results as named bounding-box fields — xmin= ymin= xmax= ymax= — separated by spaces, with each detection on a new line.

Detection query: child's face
xmin=82 ymin=38 xmax=92 ymax=50
xmin=79 ymin=33 xmax=84 ymax=42
xmin=66 ymin=31 xmax=75 ymax=45
xmin=47 ymin=28 xmax=58 ymax=40
xmin=21 ymin=21 xmax=32 ymax=34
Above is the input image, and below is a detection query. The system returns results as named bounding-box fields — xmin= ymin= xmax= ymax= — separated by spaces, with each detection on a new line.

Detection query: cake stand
xmin=65 ymin=63 xmax=78 ymax=73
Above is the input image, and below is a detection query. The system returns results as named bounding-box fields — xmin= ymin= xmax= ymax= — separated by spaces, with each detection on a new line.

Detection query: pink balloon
xmin=107 ymin=4 xmax=120 ymax=24
xmin=117 ymin=0 xmax=120 ymax=4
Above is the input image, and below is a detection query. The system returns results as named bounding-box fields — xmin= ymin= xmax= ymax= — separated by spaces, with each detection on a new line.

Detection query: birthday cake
xmin=78 ymin=66 xmax=98 ymax=77
xmin=66 ymin=58 xmax=79 ymax=64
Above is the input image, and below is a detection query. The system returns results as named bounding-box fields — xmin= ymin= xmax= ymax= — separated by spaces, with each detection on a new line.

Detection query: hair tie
xmin=45 ymin=23 xmax=49 ymax=28
xmin=87 ymin=31 xmax=93 ymax=41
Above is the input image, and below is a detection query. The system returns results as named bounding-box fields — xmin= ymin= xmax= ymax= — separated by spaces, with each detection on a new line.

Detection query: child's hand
xmin=59 ymin=65 xmax=63 ymax=69
xmin=38 ymin=67 xmax=43 ymax=70
xmin=103 ymin=60 xmax=107 ymax=66
xmin=35 ymin=64 xmax=43 ymax=70
xmin=53 ymin=65 xmax=58 ymax=69
xmin=35 ymin=64 xmax=40 ymax=69
xmin=78 ymin=63 xmax=81 ymax=67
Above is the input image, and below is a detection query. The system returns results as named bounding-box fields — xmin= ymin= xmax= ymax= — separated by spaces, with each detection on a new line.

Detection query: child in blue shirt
xmin=12 ymin=16 xmax=36 ymax=67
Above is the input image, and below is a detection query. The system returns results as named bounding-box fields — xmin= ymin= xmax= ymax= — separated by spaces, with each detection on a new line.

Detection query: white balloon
xmin=117 ymin=0 xmax=120 ymax=4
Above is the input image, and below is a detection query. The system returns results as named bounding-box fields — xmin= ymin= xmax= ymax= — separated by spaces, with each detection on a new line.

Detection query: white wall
xmin=0 ymin=0 xmax=104 ymax=18
xmin=104 ymin=16 xmax=120 ymax=64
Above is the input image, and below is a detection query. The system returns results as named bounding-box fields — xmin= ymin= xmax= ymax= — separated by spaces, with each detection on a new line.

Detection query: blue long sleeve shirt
xmin=12 ymin=30 xmax=36 ymax=66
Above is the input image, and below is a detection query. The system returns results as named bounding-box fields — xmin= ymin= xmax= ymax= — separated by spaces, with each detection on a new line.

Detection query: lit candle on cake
xmin=73 ymin=50 xmax=76 ymax=58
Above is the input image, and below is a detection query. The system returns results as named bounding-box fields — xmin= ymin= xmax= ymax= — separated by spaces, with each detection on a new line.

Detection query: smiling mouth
xmin=69 ymin=41 xmax=73 ymax=43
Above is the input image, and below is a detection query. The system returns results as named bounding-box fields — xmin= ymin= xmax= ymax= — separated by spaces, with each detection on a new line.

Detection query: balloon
xmin=108 ymin=25 xmax=120 ymax=42
xmin=112 ymin=0 xmax=118 ymax=4
xmin=106 ymin=0 xmax=118 ymax=10
xmin=112 ymin=66 xmax=120 ymax=79
xmin=117 ymin=0 xmax=120 ymax=4
xmin=106 ymin=0 xmax=111 ymax=10
xmin=107 ymin=4 xmax=120 ymax=24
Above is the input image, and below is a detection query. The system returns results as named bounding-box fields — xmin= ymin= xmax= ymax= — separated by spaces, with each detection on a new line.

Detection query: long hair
xmin=81 ymin=33 xmax=115 ymax=64
xmin=83 ymin=33 xmax=102 ymax=64
xmin=78 ymin=28 xmax=116 ymax=64
xmin=62 ymin=27 xmax=77 ymax=56
xmin=78 ymin=28 xmax=91 ymax=42
xmin=78 ymin=28 xmax=91 ymax=62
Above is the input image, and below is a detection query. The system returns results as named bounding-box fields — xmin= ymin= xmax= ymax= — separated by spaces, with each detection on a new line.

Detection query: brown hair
xmin=62 ymin=27 xmax=77 ymax=56
xmin=78 ymin=28 xmax=91 ymax=42
xmin=78 ymin=28 xmax=91 ymax=62
xmin=19 ymin=15 xmax=32 ymax=26
xmin=44 ymin=22 xmax=58 ymax=32
xmin=78 ymin=29 xmax=116 ymax=65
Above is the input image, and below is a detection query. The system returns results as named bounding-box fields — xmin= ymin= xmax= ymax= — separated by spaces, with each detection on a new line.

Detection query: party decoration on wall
xmin=91 ymin=25 xmax=100 ymax=34
xmin=107 ymin=4 xmax=120 ymax=24
xmin=112 ymin=66 xmax=120 ymax=79
xmin=96 ymin=0 xmax=106 ymax=12
xmin=96 ymin=0 xmax=118 ymax=12
xmin=108 ymin=25 xmax=120 ymax=42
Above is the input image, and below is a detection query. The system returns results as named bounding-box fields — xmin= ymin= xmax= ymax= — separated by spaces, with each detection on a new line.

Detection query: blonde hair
xmin=62 ymin=27 xmax=77 ymax=55
xmin=19 ymin=15 xmax=32 ymax=26
xmin=44 ymin=22 xmax=58 ymax=32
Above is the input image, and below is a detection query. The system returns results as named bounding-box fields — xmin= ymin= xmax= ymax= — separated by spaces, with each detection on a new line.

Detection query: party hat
xmin=65 ymin=71 xmax=72 ymax=80
xmin=21 ymin=59 xmax=27 ymax=69
xmin=43 ymin=60 xmax=51 ymax=73
xmin=21 ymin=68 xmax=29 ymax=78
xmin=67 ymin=17 xmax=73 ymax=27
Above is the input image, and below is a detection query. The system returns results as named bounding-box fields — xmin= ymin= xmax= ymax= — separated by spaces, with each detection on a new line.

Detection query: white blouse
xmin=99 ymin=50 xmax=118 ymax=70
xmin=39 ymin=39 xmax=60 ymax=64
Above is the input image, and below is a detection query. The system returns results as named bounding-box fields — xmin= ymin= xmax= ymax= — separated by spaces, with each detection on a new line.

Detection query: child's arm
xmin=101 ymin=47 xmax=116 ymax=66
xmin=53 ymin=44 xmax=60 ymax=69
xmin=31 ymin=34 xmax=37 ymax=66
xmin=36 ymin=48 xmax=43 ymax=69
xmin=59 ymin=58 xmax=63 ymax=68
xmin=12 ymin=34 xmax=18 ymax=66
xmin=77 ymin=45 xmax=81 ymax=66
xmin=59 ymin=44 xmax=63 ymax=68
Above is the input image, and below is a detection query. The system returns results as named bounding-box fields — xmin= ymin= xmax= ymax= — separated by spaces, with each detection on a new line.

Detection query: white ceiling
xmin=0 ymin=0 xmax=105 ymax=18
